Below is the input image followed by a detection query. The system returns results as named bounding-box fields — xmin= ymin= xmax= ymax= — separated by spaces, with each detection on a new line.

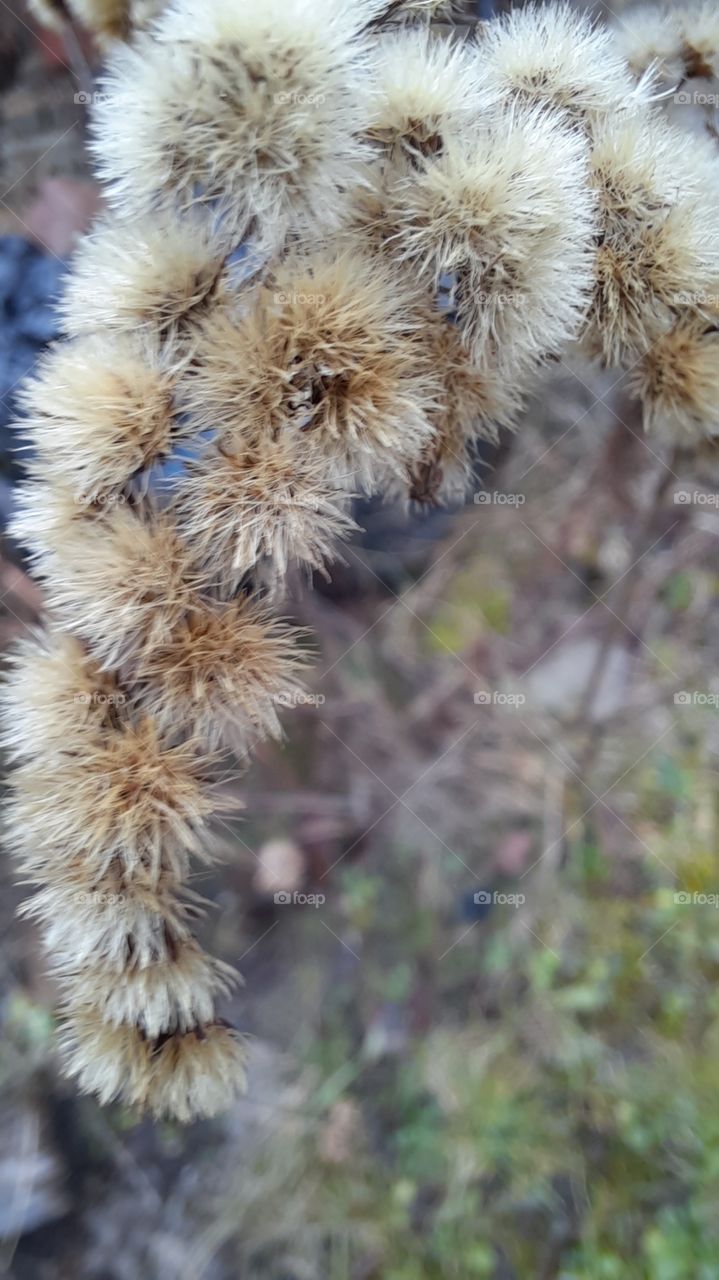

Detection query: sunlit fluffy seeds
xmin=63 ymin=1014 xmax=247 ymax=1120
xmin=614 ymin=7 xmax=686 ymax=86
xmin=173 ymin=436 xmax=356 ymax=590
xmin=7 ymin=717 xmax=216 ymax=884
xmin=93 ymin=0 xmax=371 ymax=244
xmin=367 ymin=28 xmax=484 ymax=164
xmin=584 ymin=116 xmax=719 ymax=366
xmin=44 ymin=508 xmax=200 ymax=669
xmin=20 ymin=335 xmax=175 ymax=500
xmin=23 ymin=872 xmax=202 ymax=974
xmin=131 ymin=601 xmax=308 ymax=750
xmin=407 ymin=319 xmax=522 ymax=504
xmin=475 ymin=3 xmax=652 ymax=122
xmin=11 ymin=479 xmax=99 ymax=567
xmin=631 ymin=315 xmax=719 ymax=438
xmin=381 ymin=107 xmax=595 ymax=369
xmin=0 ymin=631 xmax=121 ymax=765
xmin=60 ymin=214 xmax=230 ymax=345
xmin=62 ymin=945 xmax=238 ymax=1039
xmin=183 ymin=252 xmax=439 ymax=490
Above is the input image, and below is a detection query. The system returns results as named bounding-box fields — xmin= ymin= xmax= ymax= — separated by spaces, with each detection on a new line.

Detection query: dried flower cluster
xmin=5 ymin=0 xmax=719 ymax=1120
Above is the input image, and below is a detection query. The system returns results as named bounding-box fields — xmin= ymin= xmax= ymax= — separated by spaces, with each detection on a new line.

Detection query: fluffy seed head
xmin=22 ymin=870 xmax=203 ymax=973
xmin=380 ymin=106 xmax=595 ymax=369
xmin=43 ymin=507 xmax=200 ymax=669
xmin=367 ymin=28 xmax=484 ymax=164
xmin=584 ymin=115 xmax=719 ymax=366
xmin=630 ymin=314 xmax=719 ymax=439
xmin=173 ymin=435 xmax=356 ymax=591
xmin=0 ymin=630 xmax=120 ymax=765
xmin=475 ymin=4 xmax=652 ymax=122
xmin=60 ymin=214 xmax=230 ymax=346
xmin=20 ymin=334 xmax=176 ymax=501
xmin=131 ymin=599 xmax=308 ymax=750
xmin=62 ymin=1013 xmax=246 ymax=1120
xmin=182 ymin=251 xmax=439 ymax=490
xmin=93 ymin=0 xmax=371 ymax=244
xmin=61 ymin=943 xmax=238 ymax=1039
xmin=614 ymin=6 xmax=686 ymax=86
xmin=7 ymin=716 xmax=217 ymax=884
xmin=407 ymin=318 xmax=522 ymax=504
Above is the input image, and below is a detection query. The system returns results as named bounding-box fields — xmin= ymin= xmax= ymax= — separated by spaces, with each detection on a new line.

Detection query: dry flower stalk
xmin=4 ymin=0 xmax=719 ymax=1121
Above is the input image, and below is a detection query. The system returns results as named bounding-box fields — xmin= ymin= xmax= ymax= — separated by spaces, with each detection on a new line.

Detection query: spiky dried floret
xmin=173 ymin=434 xmax=356 ymax=590
xmin=616 ymin=3 xmax=719 ymax=87
xmin=584 ymin=115 xmax=719 ymax=367
xmin=630 ymin=314 xmax=719 ymax=438
xmin=614 ymin=6 xmax=686 ymax=86
xmin=10 ymin=478 xmax=101 ymax=566
xmin=19 ymin=334 xmax=176 ymax=501
xmin=405 ymin=318 xmax=522 ymax=504
xmin=676 ymin=1 xmax=719 ymax=82
xmin=93 ymin=0 xmax=371 ymax=244
xmin=0 ymin=630 xmax=121 ymax=764
xmin=131 ymin=599 xmax=308 ymax=749
xmin=380 ymin=106 xmax=595 ymax=369
xmin=7 ymin=717 xmax=217 ymax=884
xmin=475 ymin=3 xmax=653 ymax=122
xmin=60 ymin=213 xmax=231 ymax=346
xmin=367 ymin=27 xmax=484 ymax=164
xmin=62 ymin=943 xmax=238 ymax=1038
xmin=43 ymin=507 xmax=199 ymax=669
xmin=63 ymin=1014 xmax=246 ymax=1120
xmin=182 ymin=251 xmax=439 ymax=490
xmin=22 ymin=870 xmax=203 ymax=973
